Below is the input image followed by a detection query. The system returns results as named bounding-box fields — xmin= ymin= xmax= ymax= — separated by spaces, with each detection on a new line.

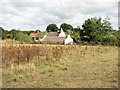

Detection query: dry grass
xmin=2 ymin=44 xmax=118 ymax=88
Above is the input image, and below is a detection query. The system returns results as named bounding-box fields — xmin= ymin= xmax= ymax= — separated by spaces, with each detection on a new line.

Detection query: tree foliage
xmin=81 ymin=16 xmax=116 ymax=45
xmin=60 ymin=23 xmax=73 ymax=32
xmin=0 ymin=27 xmax=4 ymax=32
xmin=22 ymin=30 xmax=37 ymax=35
xmin=9 ymin=29 xmax=21 ymax=39
xmin=15 ymin=32 xmax=33 ymax=44
xmin=46 ymin=24 xmax=58 ymax=32
xmin=40 ymin=31 xmax=48 ymax=38
xmin=1 ymin=16 xmax=118 ymax=45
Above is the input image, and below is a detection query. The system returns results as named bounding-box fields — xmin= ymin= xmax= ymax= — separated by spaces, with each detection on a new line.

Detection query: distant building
xmin=30 ymin=28 xmax=73 ymax=44
xmin=29 ymin=30 xmax=39 ymax=40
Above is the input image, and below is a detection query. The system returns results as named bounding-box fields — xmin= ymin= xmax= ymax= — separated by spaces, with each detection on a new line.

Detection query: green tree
xmin=97 ymin=16 xmax=113 ymax=44
xmin=63 ymin=25 xmax=81 ymax=43
xmin=0 ymin=27 xmax=4 ymax=39
xmin=15 ymin=32 xmax=33 ymax=44
xmin=9 ymin=29 xmax=21 ymax=39
xmin=0 ymin=27 xmax=4 ymax=32
xmin=81 ymin=18 xmax=98 ymax=42
xmin=22 ymin=30 xmax=37 ymax=35
xmin=60 ymin=23 xmax=73 ymax=32
xmin=40 ymin=31 xmax=48 ymax=38
xmin=102 ymin=16 xmax=112 ymax=32
xmin=71 ymin=26 xmax=81 ymax=43
xmin=72 ymin=31 xmax=81 ymax=43
xmin=1 ymin=27 xmax=10 ymax=39
xmin=46 ymin=24 xmax=58 ymax=32
xmin=81 ymin=16 xmax=114 ymax=45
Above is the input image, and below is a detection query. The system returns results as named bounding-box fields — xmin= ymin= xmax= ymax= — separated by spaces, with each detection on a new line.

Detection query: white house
xmin=64 ymin=35 xmax=73 ymax=44
xmin=58 ymin=29 xmax=66 ymax=37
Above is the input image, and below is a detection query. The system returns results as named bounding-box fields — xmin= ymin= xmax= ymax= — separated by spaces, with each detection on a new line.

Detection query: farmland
xmin=2 ymin=43 xmax=118 ymax=88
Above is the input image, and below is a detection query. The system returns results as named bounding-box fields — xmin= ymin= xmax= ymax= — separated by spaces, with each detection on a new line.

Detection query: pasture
xmin=2 ymin=44 xmax=118 ymax=88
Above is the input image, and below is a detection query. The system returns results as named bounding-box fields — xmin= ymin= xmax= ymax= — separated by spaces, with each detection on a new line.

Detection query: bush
xmin=15 ymin=32 xmax=34 ymax=44
xmin=89 ymin=41 xmax=96 ymax=45
xmin=108 ymin=36 xmax=118 ymax=46
xmin=35 ymin=41 xmax=42 ymax=44
xmin=82 ymin=42 xmax=88 ymax=45
xmin=40 ymin=32 xmax=48 ymax=38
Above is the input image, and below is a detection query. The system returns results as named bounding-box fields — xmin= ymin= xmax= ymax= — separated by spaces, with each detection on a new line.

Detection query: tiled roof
xmin=30 ymin=33 xmax=37 ymax=37
xmin=42 ymin=36 xmax=66 ymax=44
xmin=35 ymin=32 xmax=59 ymax=37
xmin=35 ymin=32 xmax=42 ymax=37
xmin=47 ymin=32 xmax=59 ymax=36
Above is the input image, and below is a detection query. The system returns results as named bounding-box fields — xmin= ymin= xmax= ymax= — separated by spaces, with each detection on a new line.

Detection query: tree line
xmin=1 ymin=16 xmax=119 ymax=45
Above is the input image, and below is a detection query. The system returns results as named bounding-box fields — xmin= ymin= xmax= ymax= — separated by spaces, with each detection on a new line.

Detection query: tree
xmin=81 ymin=16 xmax=113 ymax=45
xmin=15 ymin=32 xmax=33 ymax=44
xmin=61 ymin=25 xmax=81 ymax=43
xmin=0 ymin=27 xmax=4 ymax=39
xmin=40 ymin=31 xmax=48 ymax=38
xmin=46 ymin=24 xmax=58 ymax=32
xmin=81 ymin=18 xmax=98 ymax=42
xmin=74 ymin=26 xmax=80 ymax=32
xmin=60 ymin=23 xmax=73 ymax=32
xmin=9 ymin=29 xmax=21 ymax=39
xmin=1 ymin=27 xmax=10 ymax=39
xmin=0 ymin=27 xmax=4 ymax=32
xmin=71 ymin=26 xmax=81 ymax=43
xmin=71 ymin=31 xmax=81 ymax=43
xmin=96 ymin=16 xmax=113 ymax=44
xmin=22 ymin=30 xmax=37 ymax=35
xmin=102 ymin=16 xmax=112 ymax=34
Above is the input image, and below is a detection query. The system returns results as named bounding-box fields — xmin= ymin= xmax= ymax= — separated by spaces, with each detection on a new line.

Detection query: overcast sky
xmin=0 ymin=0 xmax=119 ymax=31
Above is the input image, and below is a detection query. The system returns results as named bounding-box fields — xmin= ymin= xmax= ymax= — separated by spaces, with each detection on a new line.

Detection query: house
xmin=30 ymin=30 xmax=40 ymax=40
xmin=30 ymin=28 xmax=73 ymax=44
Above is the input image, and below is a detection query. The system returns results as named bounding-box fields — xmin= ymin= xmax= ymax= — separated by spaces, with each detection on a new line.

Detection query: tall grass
xmin=2 ymin=44 xmax=116 ymax=70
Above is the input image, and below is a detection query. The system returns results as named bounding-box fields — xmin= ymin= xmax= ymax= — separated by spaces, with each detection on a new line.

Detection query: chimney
xmin=36 ymin=30 xmax=39 ymax=33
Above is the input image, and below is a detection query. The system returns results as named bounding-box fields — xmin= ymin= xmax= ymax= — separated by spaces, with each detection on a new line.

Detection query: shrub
xmin=108 ymin=36 xmax=118 ymax=46
xmin=35 ymin=41 xmax=42 ymax=44
xmin=40 ymin=31 xmax=48 ymax=38
xmin=89 ymin=41 xmax=96 ymax=45
xmin=15 ymin=32 xmax=34 ymax=44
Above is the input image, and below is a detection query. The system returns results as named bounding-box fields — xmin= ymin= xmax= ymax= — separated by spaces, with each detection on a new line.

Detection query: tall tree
xmin=81 ymin=18 xmax=98 ymax=42
xmin=102 ymin=16 xmax=112 ymax=34
xmin=22 ymin=30 xmax=37 ymax=35
xmin=1 ymin=27 xmax=10 ymax=39
xmin=46 ymin=24 xmax=58 ymax=32
xmin=9 ymin=29 xmax=21 ymax=39
xmin=60 ymin=23 xmax=73 ymax=32
xmin=0 ymin=27 xmax=4 ymax=39
xmin=81 ymin=16 xmax=113 ymax=44
xmin=0 ymin=27 xmax=4 ymax=32
xmin=72 ymin=26 xmax=81 ymax=43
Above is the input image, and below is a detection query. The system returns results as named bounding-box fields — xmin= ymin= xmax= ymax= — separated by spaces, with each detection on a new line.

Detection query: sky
xmin=0 ymin=0 xmax=119 ymax=31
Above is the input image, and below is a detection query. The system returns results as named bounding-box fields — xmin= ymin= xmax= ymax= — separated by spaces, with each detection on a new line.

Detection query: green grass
xmin=2 ymin=45 xmax=118 ymax=88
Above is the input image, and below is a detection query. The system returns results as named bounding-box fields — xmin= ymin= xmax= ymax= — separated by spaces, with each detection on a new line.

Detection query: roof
xmin=47 ymin=32 xmax=59 ymax=36
xmin=42 ymin=36 xmax=66 ymax=44
xmin=35 ymin=32 xmax=42 ymax=37
xmin=35 ymin=32 xmax=59 ymax=37
xmin=30 ymin=33 xmax=37 ymax=37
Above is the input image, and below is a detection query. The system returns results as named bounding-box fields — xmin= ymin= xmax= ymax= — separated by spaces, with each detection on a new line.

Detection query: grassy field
xmin=2 ymin=44 xmax=118 ymax=88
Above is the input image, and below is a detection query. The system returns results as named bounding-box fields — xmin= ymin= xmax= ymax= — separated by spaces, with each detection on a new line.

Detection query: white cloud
xmin=0 ymin=0 xmax=119 ymax=31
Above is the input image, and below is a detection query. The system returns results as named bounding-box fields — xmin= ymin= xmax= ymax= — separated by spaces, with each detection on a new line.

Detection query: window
xmin=36 ymin=37 xmax=39 ymax=40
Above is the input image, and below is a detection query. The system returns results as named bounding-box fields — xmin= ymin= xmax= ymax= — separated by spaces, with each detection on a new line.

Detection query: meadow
xmin=2 ymin=42 xmax=118 ymax=88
